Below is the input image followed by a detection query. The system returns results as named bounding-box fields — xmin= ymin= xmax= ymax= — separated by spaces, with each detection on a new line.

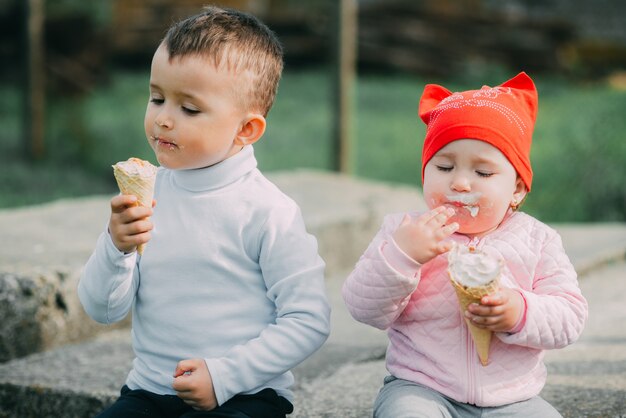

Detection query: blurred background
xmin=1 ymin=0 xmax=625 ymax=222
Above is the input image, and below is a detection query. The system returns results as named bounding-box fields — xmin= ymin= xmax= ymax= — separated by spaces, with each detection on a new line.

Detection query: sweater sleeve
xmin=204 ymin=202 xmax=331 ymax=406
xmin=342 ymin=213 xmax=422 ymax=330
xmin=77 ymin=229 xmax=139 ymax=324
xmin=497 ymin=229 xmax=588 ymax=349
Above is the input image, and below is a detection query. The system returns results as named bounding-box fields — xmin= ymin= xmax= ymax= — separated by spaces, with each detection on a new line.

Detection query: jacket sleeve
xmin=77 ymin=229 xmax=139 ymax=324
xmin=497 ymin=229 xmax=588 ymax=349
xmin=204 ymin=203 xmax=331 ymax=406
xmin=342 ymin=213 xmax=423 ymax=330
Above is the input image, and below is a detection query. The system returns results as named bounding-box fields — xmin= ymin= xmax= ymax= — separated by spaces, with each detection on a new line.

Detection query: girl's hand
xmin=392 ymin=206 xmax=459 ymax=264
xmin=465 ymin=288 xmax=525 ymax=332
xmin=173 ymin=359 xmax=217 ymax=411
xmin=108 ymin=195 xmax=154 ymax=253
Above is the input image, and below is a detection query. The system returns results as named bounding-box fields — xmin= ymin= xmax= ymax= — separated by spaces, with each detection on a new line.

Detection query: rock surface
xmin=1 ymin=170 xmax=625 ymax=417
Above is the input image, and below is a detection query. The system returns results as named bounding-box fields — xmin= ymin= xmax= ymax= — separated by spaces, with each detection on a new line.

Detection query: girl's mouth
xmin=445 ymin=192 xmax=481 ymax=205
xmin=445 ymin=193 xmax=481 ymax=218
xmin=445 ymin=202 xmax=480 ymax=218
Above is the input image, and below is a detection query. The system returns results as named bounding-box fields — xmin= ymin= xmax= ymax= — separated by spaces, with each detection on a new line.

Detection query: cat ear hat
xmin=419 ymin=72 xmax=538 ymax=191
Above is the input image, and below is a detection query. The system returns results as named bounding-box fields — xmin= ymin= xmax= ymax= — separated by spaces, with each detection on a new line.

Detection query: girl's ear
xmin=511 ymin=176 xmax=528 ymax=209
xmin=234 ymin=113 xmax=266 ymax=146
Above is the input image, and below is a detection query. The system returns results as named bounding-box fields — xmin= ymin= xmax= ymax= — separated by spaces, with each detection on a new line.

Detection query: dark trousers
xmin=96 ymin=385 xmax=294 ymax=418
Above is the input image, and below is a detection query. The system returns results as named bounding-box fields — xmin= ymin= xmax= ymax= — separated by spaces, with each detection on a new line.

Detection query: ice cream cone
xmin=447 ymin=245 xmax=502 ymax=366
xmin=112 ymin=157 xmax=157 ymax=255
xmin=449 ymin=275 xmax=500 ymax=366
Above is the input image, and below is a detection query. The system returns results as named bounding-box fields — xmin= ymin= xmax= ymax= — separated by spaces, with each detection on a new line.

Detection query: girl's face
xmin=144 ymin=44 xmax=252 ymax=170
xmin=422 ymin=139 xmax=527 ymax=238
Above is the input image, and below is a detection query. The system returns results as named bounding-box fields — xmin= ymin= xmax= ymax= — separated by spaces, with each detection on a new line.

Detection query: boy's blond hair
xmin=163 ymin=6 xmax=283 ymax=116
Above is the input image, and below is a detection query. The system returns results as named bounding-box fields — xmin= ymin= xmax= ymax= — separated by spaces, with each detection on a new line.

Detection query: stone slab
xmin=0 ymin=169 xmax=425 ymax=274
xmin=2 ymin=260 xmax=626 ymax=417
xmin=293 ymin=261 xmax=626 ymax=418
xmin=1 ymin=170 xmax=625 ymax=417
xmin=0 ymin=170 xmax=424 ymax=362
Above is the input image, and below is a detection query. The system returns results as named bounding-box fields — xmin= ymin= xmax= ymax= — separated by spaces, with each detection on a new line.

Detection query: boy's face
xmin=144 ymin=44 xmax=250 ymax=170
xmin=422 ymin=139 xmax=527 ymax=238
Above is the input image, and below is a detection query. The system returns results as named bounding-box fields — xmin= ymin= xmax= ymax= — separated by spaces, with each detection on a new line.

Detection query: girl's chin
xmin=448 ymin=211 xmax=474 ymax=225
xmin=453 ymin=217 xmax=501 ymax=238
xmin=449 ymin=214 xmax=482 ymax=233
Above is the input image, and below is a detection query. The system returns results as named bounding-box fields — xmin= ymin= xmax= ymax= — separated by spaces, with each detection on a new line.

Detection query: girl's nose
xmin=451 ymin=173 xmax=471 ymax=192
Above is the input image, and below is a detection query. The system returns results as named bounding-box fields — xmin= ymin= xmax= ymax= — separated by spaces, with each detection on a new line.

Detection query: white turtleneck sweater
xmin=78 ymin=146 xmax=331 ymax=405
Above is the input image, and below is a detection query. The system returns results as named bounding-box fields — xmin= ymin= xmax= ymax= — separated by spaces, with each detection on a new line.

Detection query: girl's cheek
xmin=424 ymin=192 xmax=445 ymax=210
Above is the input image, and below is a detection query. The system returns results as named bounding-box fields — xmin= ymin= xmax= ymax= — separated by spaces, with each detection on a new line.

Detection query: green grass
xmin=529 ymin=80 xmax=626 ymax=221
xmin=1 ymin=68 xmax=625 ymax=222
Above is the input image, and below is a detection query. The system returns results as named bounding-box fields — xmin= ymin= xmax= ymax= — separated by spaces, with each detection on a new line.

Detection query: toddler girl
xmin=342 ymin=72 xmax=587 ymax=417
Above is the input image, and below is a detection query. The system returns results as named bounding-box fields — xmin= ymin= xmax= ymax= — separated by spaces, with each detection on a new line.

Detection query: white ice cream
xmin=465 ymin=205 xmax=479 ymax=217
xmin=448 ymin=245 xmax=502 ymax=287
xmin=113 ymin=157 xmax=157 ymax=178
xmin=446 ymin=192 xmax=481 ymax=217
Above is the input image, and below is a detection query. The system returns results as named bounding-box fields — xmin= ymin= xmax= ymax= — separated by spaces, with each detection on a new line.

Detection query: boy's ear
xmin=234 ymin=113 xmax=266 ymax=146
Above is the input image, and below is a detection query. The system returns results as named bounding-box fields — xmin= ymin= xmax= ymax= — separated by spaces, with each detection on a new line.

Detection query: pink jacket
xmin=342 ymin=211 xmax=587 ymax=407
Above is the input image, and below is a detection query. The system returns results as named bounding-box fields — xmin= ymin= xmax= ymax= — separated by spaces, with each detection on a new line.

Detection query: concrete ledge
xmin=294 ymin=261 xmax=626 ymax=418
xmin=2 ymin=260 xmax=626 ymax=417
xmin=0 ymin=330 xmax=129 ymax=418
xmin=0 ymin=170 xmax=424 ymax=362
xmin=1 ymin=171 xmax=626 ymax=417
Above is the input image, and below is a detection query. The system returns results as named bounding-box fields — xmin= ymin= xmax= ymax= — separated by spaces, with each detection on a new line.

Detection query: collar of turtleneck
xmin=170 ymin=146 xmax=258 ymax=192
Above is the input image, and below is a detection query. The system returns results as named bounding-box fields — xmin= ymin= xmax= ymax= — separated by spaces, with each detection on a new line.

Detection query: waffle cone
xmin=112 ymin=158 xmax=156 ymax=255
xmin=449 ymin=272 xmax=500 ymax=366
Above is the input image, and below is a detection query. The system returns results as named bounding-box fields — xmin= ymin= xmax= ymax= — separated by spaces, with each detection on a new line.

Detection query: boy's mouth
xmin=152 ymin=136 xmax=178 ymax=150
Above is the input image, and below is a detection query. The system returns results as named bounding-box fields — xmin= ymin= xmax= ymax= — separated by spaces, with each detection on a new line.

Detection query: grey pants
xmin=373 ymin=376 xmax=562 ymax=418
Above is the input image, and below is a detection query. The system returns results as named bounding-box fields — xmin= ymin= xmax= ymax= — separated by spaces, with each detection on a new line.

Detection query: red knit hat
xmin=419 ymin=72 xmax=538 ymax=191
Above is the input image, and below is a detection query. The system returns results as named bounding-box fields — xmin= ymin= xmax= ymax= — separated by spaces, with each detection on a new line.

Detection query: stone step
xmin=293 ymin=261 xmax=626 ymax=417
xmin=2 ymin=260 xmax=626 ymax=417
xmin=1 ymin=170 xmax=625 ymax=417
xmin=0 ymin=170 xmax=424 ymax=363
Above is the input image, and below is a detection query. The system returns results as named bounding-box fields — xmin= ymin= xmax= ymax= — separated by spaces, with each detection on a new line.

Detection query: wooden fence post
xmin=331 ymin=0 xmax=357 ymax=173
xmin=24 ymin=0 xmax=45 ymax=160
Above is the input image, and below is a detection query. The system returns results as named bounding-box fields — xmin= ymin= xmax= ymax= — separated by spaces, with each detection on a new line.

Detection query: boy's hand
xmin=392 ymin=206 xmax=458 ymax=264
xmin=109 ymin=195 xmax=154 ymax=253
xmin=173 ymin=359 xmax=217 ymax=411
xmin=465 ymin=288 xmax=524 ymax=332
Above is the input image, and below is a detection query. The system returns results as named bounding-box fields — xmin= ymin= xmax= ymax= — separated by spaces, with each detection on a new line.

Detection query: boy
xmin=78 ymin=6 xmax=331 ymax=417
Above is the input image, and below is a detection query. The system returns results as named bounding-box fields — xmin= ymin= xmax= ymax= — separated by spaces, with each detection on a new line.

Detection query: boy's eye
xmin=436 ymin=165 xmax=453 ymax=172
xmin=150 ymin=98 xmax=164 ymax=105
xmin=182 ymin=106 xmax=200 ymax=115
xmin=476 ymin=171 xmax=493 ymax=177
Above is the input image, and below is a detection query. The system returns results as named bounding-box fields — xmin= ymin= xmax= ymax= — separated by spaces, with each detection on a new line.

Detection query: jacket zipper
xmin=465 ymin=234 xmax=479 ymax=404
xmin=465 ymin=314 xmax=476 ymax=405
xmin=467 ymin=236 xmax=480 ymax=251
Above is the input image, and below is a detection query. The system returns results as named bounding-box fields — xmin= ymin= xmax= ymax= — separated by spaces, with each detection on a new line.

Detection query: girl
xmin=342 ymin=72 xmax=587 ymax=418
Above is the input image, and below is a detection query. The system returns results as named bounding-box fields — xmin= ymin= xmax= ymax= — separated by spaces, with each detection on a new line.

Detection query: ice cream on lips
xmin=446 ymin=192 xmax=481 ymax=218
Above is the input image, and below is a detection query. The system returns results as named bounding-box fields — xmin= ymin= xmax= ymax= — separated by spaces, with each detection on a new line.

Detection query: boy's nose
xmin=154 ymin=111 xmax=173 ymax=129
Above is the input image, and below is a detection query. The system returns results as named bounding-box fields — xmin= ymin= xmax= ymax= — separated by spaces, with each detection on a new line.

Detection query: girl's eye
xmin=150 ymin=98 xmax=164 ymax=105
xmin=476 ymin=171 xmax=493 ymax=177
xmin=436 ymin=165 xmax=453 ymax=172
